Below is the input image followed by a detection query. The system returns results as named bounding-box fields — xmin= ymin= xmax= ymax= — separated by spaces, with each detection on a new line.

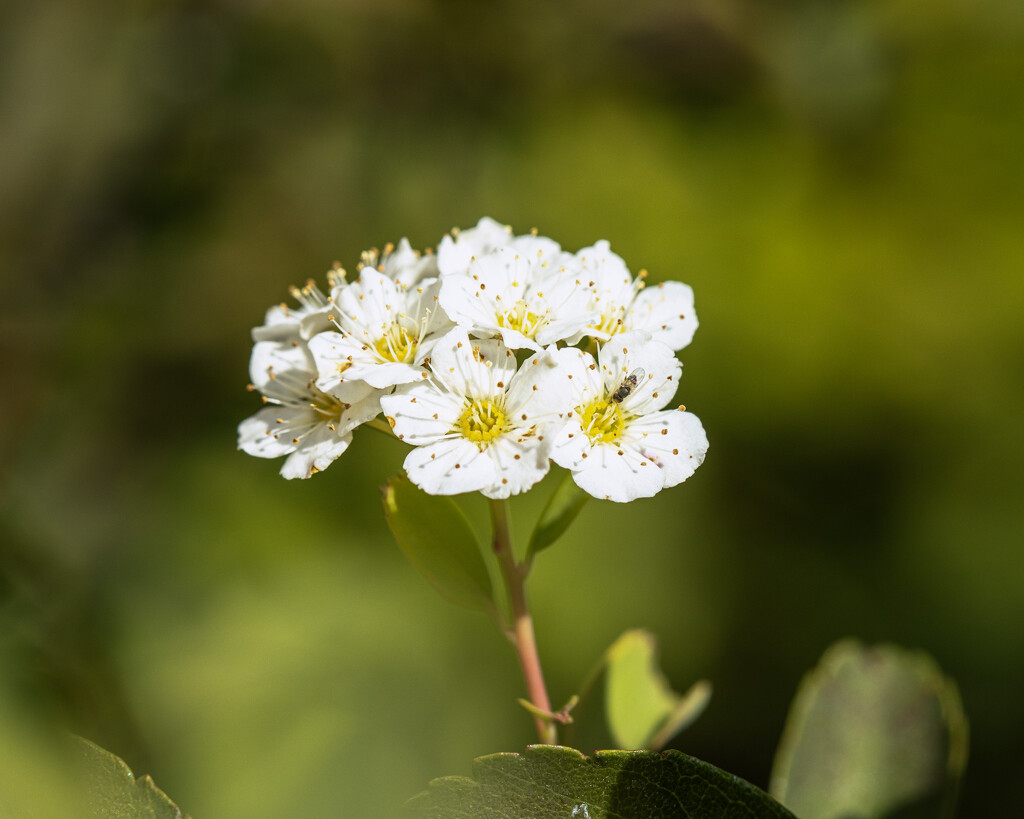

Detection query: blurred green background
xmin=2 ymin=0 xmax=1022 ymax=815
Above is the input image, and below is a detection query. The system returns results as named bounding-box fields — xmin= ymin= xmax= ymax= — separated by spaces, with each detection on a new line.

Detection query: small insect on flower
xmin=610 ymin=367 xmax=645 ymax=403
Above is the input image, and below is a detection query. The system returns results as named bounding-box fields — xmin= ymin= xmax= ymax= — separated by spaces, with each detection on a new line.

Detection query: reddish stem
xmin=490 ymin=498 xmax=557 ymax=745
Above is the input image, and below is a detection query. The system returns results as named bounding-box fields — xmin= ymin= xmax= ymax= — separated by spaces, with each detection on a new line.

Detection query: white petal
xmin=625 ymin=410 xmax=708 ymax=489
xmin=404 ymin=438 xmax=501 ymax=496
xmin=437 ymin=274 xmax=501 ymax=335
xmin=490 ymin=326 xmax=542 ymax=353
xmin=297 ymin=309 xmax=333 ymax=340
xmin=571 ymin=441 xmax=665 ymax=502
xmin=328 ymin=340 xmax=431 ymax=389
xmin=251 ymin=305 xmax=301 ymax=343
xmin=384 ymin=237 xmax=440 ymax=288
xmin=505 ymin=346 xmax=588 ymax=420
xmin=575 ymin=240 xmax=635 ymax=304
xmin=361 ymin=361 xmax=427 ymax=389
xmin=550 ymin=419 xmax=591 ymax=470
xmin=337 ymin=389 xmax=386 ymax=435
xmin=412 ymin=278 xmax=453 ymax=337
xmin=598 ymin=331 xmax=680 ymax=413
xmin=481 ymin=436 xmax=550 ymax=498
xmin=437 ymin=217 xmax=514 ymax=276
xmin=249 ymin=340 xmax=315 ymax=389
xmin=508 ymin=233 xmax=564 ymax=261
xmin=531 ymin=266 xmax=603 ymax=344
xmin=308 ymin=329 xmax=354 ymax=374
xmin=428 ymin=328 xmax=517 ymax=400
xmin=630 ymin=281 xmax=698 ymax=351
xmin=414 ymin=332 xmax=446 ymax=365
xmin=238 ymin=407 xmax=300 ymax=459
xmin=533 ymin=315 xmax=600 ymax=348
xmin=307 ymin=331 xmax=381 ymax=401
xmin=381 ymin=384 xmax=464 ymax=445
xmin=333 ymin=269 xmax=402 ymax=337
xmin=253 ymin=298 xmax=332 ymax=343
xmin=279 ymin=424 xmax=353 ymax=480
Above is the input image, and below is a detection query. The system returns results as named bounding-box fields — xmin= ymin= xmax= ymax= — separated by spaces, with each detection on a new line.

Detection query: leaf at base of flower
xmin=382 ymin=475 xmax=494 ymax=613
xmin=526 ymin=469 xmax=589 ymax=561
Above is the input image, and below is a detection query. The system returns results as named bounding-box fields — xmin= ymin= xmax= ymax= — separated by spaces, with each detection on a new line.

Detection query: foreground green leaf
xmin=770 ymin=640 xmax=968 ymax=819
xmin=382 ymin=475 xmax=494 ymax=612
xmin=407 ymin=744 xmax=795 ymax=818
xmin=605 ymin=629 xmax=711 ymax=750
xmin=526 ymin=470 xmax=589 ymax=561
xmin=77 ymin=736 xmax=188 ymax=818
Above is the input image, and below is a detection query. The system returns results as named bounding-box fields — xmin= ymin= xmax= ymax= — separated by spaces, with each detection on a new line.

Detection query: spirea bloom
xmin=238 ymin=339 xmax=382 ymax=479
xmin=379 ymin=328 xmax=578 ymax=498
xmin=308 ymin=268 xmax=451 ymax=394
xmin=436 ymin=217 xmax=515 ymax=277
xmin=251 ymin=277 xmax=337 ymax=344
xmin=438 ymin=242 xmax=598 ymax=352
xmin=549 ymin=331 xmax=708 ymax=502
xmin=357 ymin=237 xmax=439 ymax=289
xmin=574 ymin=241 xmax=698 ymax=351
xmin=240 ymin=218 xmax=706 ymax=496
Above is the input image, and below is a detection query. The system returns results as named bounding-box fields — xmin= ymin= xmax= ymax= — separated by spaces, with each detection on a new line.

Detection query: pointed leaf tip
xmin=605 ymin=628 xmax=710 ymax=751
xmin=527 ymin=470 xmax=589 ymax=560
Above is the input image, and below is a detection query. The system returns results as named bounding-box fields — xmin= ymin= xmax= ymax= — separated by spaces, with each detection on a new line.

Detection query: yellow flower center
xmin=373 ymin=322 xmax=417 ymax=363
xmin=310 ymin=391 xmax=347 ymax=420
xmin=458 ymin=399 xmax=507 ymax=444
xmin=496 ymin=300 xmax=543 ymax=338
xmin=590 ymin=310 xmax=625 ymax=337
xmin=579 ymin=398 xmax=626 ymax=444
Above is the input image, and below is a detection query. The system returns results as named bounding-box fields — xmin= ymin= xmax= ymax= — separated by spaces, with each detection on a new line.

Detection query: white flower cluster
xmin=239 ymin=218 xmax=708 ymax=502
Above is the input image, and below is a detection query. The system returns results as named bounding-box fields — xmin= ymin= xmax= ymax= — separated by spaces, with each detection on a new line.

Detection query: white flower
xmin=573 ymin=240 xmax=698 ymax=351
xmin=357 ymin=237 xmax=439 ymax=289
xmin=252 ymin=277 xmax=338 ymax=343
xmin=438 ymin=244 xmax=599 ymax=352
xmin=241 ymin=221 xmax=710 ymax=497
xmin=308 ymin=269 xmax=452 ymax=394
xmin=238 ymin=340 xmax=382 ymax=479
xmin=437 ymin=217 xmax=515 ymax=277
xmin=437 ymin=218 xmax=578 ymax=278
xmin=549 ymin=331 xmax=708 ymax=502
xmin=379 ymin=328 xmax=578 ymax=498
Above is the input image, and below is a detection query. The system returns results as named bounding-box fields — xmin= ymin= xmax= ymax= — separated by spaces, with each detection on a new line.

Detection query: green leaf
xmin=76 ymin=736 xmax=189 ymax=818
xmin=770 ymin=640 xmax=969 ymax=819
xmin=382 ymin=475 xmax=493 ymax=613
xmin=406 ymin=745 xmax=795 ymax=818
xmin=526 ymin=470 xmax=589 ymax=561
xmin=605 ymin=629 xmax=711 ymax=750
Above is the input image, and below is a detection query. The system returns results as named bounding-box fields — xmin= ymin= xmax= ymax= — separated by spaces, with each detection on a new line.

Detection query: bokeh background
xmin=2 ymin=0 xmax=1022 ymax=815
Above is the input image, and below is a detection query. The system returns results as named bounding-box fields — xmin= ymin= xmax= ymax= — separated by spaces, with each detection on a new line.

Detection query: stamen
xmin=578 ymin=398 xmax=627 ymax=444
xmin=457 ymin=398 xmax=507 ymax=445
xmin=287 ymin=280 xmax=330 ymax=312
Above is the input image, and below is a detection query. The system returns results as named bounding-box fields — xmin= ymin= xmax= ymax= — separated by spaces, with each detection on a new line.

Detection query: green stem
xmin=490 ymin=498 xmax=558 ymax=745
